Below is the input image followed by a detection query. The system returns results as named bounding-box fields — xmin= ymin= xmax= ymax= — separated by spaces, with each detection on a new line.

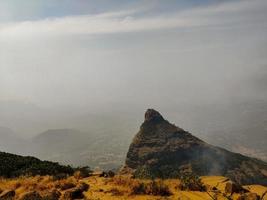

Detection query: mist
xmin=0 ymin=0 xmax=267 ymax=167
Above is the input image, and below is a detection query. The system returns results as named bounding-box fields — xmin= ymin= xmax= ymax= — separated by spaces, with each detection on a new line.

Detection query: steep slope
xmin=0 ymin=151 xmax=74 ymax=178
xmin=122 ymin=109 xmax=267 ymax=185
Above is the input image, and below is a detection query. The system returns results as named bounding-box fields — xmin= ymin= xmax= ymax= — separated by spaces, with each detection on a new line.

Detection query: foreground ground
xmin=0 ymin=175 xmax=266 ymax=200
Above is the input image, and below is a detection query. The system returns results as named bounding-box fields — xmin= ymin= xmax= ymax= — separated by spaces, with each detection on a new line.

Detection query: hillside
xmin=122 ymin=109 xmax=267 ymax=185
xmin=0 ymin=151 xmax=74 ymax=178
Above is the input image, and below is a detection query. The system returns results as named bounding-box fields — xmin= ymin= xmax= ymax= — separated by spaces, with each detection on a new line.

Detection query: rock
xmin=121 ymin=109 xmax=267 ymax=185
xmin=144 ymin=109 xmax=164 ymax=122
xmin=18 ymin=191 xmax=42 ymax=200
xmin=100 ymin=170 xmax=115 ymax=178
xmin=237 ymin=193 xmax=260 ymax=200
xmin=99 ymin=171 xmax=107 ymax=178
xmin=42 ymin=189 xmax=61 ymax=200
xmin=225 ymin=181 xmax=248 ymax=194
xmin=57 ymin=182 xmax=75 ymax=191
xmin=107 ymin=170 xmax=115 ymax=178
xmin=63 ymin=187 xmax=84 ymax=200
xmin=77 ymin=182 xmax=89 ymax=192
xmin=0 ymin=190 xmax=15 ymax=200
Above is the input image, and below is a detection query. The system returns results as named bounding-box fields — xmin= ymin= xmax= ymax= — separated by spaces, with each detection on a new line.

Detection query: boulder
xmin=63 ymin=188 xmax=84 ymax=200
xmin=107 ymin=170 xmax=115 ymax=178
xmin=77 ymin=182 xmax=89 ymax=192
xmin=18 ymin=191 xmax=42 ymax=200
xmin=57 ymin=182 xmax=75 ymax=191
xmin=225 ymin=181 xmax=248 ymax=194
xmin=99 ymin=170 xmax=115 ymax=178
xmin=0 ymin=190 xmax=15 ymax=200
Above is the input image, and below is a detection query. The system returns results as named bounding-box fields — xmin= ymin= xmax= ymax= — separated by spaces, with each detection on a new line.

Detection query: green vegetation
xmin=73 ymin=166 xmax=92 ymax=179
xmin=0 ymin=152 xmax=74 ymax=178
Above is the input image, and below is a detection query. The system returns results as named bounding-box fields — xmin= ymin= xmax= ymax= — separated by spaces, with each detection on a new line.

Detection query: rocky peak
xmin=121 ymin=109 xmax=267 ymax=185
xmin=144 ymin=109 xmax=164 ymax=122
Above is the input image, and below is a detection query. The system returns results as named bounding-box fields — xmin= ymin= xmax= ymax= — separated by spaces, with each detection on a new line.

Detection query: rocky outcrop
xmin=63 ymin=182 xmax=89 ymax=200
xmin=225 ymin=181 xmax=248 ymax=194
xmin=122 ymin=109 xmax=267 ymax=185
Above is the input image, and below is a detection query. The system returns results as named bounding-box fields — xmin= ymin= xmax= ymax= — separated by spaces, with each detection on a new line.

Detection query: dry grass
xmin=0 ymin=175 xmax=78 ymax=199
xmin=0 ymin=175 xmax=266 ymax=200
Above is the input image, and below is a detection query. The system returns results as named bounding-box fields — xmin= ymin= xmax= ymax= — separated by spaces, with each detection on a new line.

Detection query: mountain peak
xmin=144 ymin=109 xmax=164 ymax=122
xmin=122 ymin=110 xmax=267 ymax=185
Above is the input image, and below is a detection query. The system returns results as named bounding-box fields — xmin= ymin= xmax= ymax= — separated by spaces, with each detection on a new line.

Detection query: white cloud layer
xmin=0 ymin=0 xmax=266 ymax=38
xmin=0 ymin=0 xmax=267 ymax=109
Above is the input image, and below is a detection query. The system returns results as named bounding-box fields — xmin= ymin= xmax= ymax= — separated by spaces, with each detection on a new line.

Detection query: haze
xmin=0 ymin=1 xmax=267 ymax=166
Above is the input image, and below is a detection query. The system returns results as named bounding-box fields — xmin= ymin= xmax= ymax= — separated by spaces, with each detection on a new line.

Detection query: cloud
xmin=0 ymin=0 xmax=266 ymax=108
xmin=0 ymin=0 xmax=266 ymax=39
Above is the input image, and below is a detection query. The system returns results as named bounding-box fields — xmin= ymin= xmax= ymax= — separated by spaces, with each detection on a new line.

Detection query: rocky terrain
xmin=122 ymin=109 xmax=267 ymax=185
xmin=0 ymin=174 xmax=266 ymax=200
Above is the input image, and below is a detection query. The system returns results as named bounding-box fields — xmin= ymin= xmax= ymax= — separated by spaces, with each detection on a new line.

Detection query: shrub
xmin=149 ymin=180 xmax=172 ymax=196
xmin=0 ymin=152 xmax=74 ymax=178
xmin=131 ymin=182 xmax=147 ymax=195
xmin=130 ymin=180 xmax=172 ymax=196
xmin=111 ymin=175 xmax=134 ymax=187
xmin=74 ymin=166 xmax=92 ymax=180
xmin=133 ymin=166 xmax=153 ymax=179
xmin=178 ymin=172 xmax=206 ymax=191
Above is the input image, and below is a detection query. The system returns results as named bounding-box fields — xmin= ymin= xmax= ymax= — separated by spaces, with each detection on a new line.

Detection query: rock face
xmin=122 ymin=109 xmax=267 ymax=185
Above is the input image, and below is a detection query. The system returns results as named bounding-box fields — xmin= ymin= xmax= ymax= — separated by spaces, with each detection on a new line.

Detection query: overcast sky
xmin=0 ymin=0 xmax=267 ymax=110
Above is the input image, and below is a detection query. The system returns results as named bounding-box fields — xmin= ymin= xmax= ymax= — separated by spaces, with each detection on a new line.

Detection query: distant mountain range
xmin=0 ymin=100 xmax=266 ymax=170
xmin=121 ymin=109 xmax=267 ymax=185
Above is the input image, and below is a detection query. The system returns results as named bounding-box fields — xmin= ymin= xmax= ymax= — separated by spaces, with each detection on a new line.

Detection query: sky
xmin=0 ymin=0 xmax=267 ymax=111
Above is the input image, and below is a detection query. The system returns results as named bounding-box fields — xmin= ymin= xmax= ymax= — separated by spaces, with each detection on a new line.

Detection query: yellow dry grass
xmin=0 ymin=175 xmax=266 ymax=200
xmin=0 ymin=175 xmax=78 ymax=199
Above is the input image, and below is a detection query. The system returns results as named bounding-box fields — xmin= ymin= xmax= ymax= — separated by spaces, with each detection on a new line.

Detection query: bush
xmin=178 ymin=172 xmax=206 ymax=191
xmin=131 ymin=180 xmax=172 ymax=196
xmin=0 ymin=152 xmax=74 ymax=178
xmin=133 ymin=166 xmax=154 ymax=179
xmin=131 ymin=182 xmax=147 ymax=195
xmin=110 ymin=175 xmax=134 ymax=187
xmin=74 ymin=166 xmax=92 ymax=179
xmin=150 ymin=180 xmax=172 ymax=196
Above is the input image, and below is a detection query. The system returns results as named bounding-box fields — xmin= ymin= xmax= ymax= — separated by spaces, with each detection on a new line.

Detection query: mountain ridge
xmin=122 ymin=109 xmax=267 ymax=185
